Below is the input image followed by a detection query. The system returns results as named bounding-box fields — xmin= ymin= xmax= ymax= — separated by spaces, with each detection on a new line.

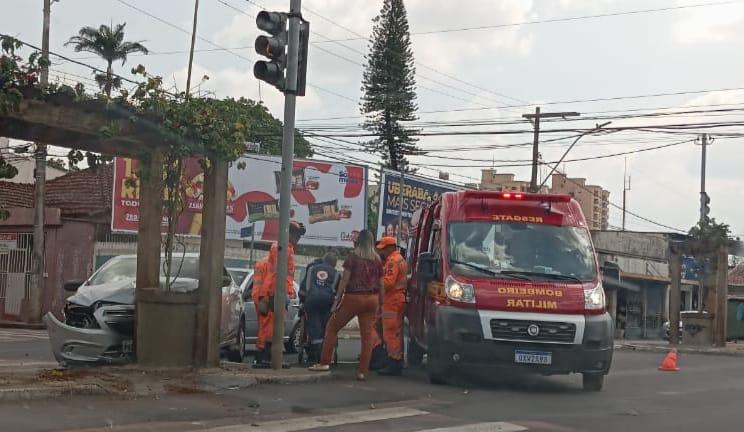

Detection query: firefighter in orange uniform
xmin=253 ymin=221 xmax=306 ymax=367
xmin=374 ymin=236 xmax=408 ymax=376
xmin=251 ymin=258 xmax=270 ymax=365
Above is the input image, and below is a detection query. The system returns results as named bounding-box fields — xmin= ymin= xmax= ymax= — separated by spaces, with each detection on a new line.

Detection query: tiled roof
xmin=0 ymin=164 xmax=112 ymax=217
xmin=0 ymin=181 xmax=34 ymax=208
xmin=730 ymin=264 xmax=744 ymax=285
xmin=47 ymin=164 xmax=113 ymax=216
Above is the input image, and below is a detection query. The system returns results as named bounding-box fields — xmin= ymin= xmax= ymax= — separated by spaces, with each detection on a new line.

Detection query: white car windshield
xmin=88 ymin=256 xmax=201 ymax=286
xmin=448 ymin=221 xmax=597 ymax=282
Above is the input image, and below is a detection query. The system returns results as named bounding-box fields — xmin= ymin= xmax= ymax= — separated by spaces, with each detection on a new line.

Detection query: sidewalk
xmin=0 ymin=361 xmax=331 ymax=402
xmin=615 ymin=339 xmax=744 ymax=357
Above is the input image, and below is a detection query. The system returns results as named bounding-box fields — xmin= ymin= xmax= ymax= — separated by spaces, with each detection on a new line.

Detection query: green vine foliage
xmin=1 ymin=36 xmax=316 ymax=255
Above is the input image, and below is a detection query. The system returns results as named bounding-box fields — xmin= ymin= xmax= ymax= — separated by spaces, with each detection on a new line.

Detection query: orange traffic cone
xmin=658 ymin=349 xmax=680 ymax=372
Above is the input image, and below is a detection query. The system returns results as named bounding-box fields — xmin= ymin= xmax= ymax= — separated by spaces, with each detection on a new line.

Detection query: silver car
xmin=227 ymin=268 xmax=301 ymax=353
xmin=45 ymin=254 xmax=246 ymax=366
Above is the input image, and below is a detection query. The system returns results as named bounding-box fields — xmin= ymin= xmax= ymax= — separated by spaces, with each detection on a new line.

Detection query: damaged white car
xmin=44 ymin=254 xmax=245 ymax=366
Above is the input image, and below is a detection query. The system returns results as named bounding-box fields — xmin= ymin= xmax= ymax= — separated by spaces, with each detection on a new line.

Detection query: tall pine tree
xmin=361 ymin=0 xmax=419 ymax=172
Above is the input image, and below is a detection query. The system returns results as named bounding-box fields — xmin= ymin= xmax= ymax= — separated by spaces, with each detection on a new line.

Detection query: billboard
xmin=111 ymin=155 xmax=368 ymax=248
xmin=376 ymin=170 xmax=460 ymax=244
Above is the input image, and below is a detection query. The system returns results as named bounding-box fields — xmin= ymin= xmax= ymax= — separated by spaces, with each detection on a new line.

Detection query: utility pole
xmin=622 ymin=157 xmax=631 ymax=231
xmin=699 ymin=133 xmax=708 ymax=225
xmin=397 ymin=168 xmax=404 ymax=246
xmin=698 ymin=133 xmax=710 ymax=314
xmin=271 ymin=0 xmax=302 ymax=370
xmin=185 ymin=0 xmax=199 ymax=95
xmin=31 ymin=0 xmax=51 ymax=323
xmin=537 ymin=121 xmax=609 ymax=191
xmin=523 ymin=108 xmax=580 ymax=192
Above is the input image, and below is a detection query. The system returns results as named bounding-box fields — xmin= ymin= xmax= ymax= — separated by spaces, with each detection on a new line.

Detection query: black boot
xmin=253 ymin=343 xmax=272 ymax=368
xmin=308 ymin=343 xmax=322 ymax=364
xmin=377 ymin=358 xmax=403 ymax=376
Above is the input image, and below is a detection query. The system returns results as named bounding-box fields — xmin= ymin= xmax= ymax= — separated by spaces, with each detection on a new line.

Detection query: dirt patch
xmin=163 ymin=383 xmax=208 ymax=394
xmin=37 ymin=368 xmax=92 ymax=382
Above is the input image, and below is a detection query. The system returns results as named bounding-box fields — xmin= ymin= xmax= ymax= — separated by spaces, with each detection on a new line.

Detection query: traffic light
xmin=701 ymin=192 xmax=711 ymax=220
xmin=296 ymin=20 xmax=310 ymax=97
xmin=254 ymin=11 xmax=288 ymax=90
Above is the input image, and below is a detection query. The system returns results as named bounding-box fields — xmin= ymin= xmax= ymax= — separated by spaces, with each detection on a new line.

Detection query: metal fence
xmin=0 ymin=233 xmax=33 ymax=322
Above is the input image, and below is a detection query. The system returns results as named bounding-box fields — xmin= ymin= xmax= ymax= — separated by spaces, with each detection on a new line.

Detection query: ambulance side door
xmin=422 ymin=212 xmax=443 ymax=347
xmin=409 ymin=205 xmax=436 ymax=343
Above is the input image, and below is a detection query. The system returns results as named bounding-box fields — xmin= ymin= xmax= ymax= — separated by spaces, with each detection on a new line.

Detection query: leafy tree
xmin=46 ymin=158 xmax=67 ymax=171
xmin=688 ymin=218 xmax=733 ymax=253
xmin=65 ymin=23 xmax=148 ymax=97
xmin=360 ymin=0 xmax=419 ymax=172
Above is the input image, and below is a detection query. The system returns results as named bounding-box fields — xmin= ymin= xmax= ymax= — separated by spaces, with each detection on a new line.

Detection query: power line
xmin=217 ymin=0 xmax=516 ymax=110
xmin=115 ymin=0 xmax=357 ymax=103
xmin=313 ymin=0 xmax=742 ymax=41
xmin=240 ymin=0 xmax=526 ymax=106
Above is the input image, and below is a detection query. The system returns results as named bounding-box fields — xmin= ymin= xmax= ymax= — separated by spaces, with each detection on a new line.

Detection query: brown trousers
xmin=320 ymin=293 xmax=379 ymax=374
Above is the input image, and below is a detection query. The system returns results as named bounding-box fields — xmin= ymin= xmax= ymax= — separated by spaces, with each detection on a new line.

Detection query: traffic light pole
xmin=271 ymin=0 xmax=302 ymax=370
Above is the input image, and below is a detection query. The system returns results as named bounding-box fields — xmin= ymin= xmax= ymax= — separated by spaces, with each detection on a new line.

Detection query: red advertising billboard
xmin=111 ymin=155 xmax=368 ymax=247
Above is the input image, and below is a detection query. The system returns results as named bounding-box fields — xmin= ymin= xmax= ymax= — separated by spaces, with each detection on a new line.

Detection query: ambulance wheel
xmin=582 ymin=373 xmax=604 ymax=392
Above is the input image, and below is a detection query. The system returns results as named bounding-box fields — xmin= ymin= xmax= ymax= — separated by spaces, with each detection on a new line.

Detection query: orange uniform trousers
xmin=320 ymin=293 xmax=379 ymax=375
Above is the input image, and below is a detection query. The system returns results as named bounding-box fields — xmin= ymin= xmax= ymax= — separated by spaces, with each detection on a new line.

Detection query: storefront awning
xmin=602 ymin=275 xmax=640 ymax=292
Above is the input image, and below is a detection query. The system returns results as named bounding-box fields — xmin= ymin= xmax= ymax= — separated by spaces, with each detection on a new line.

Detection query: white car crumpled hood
xmin=67 ymin=277 xmax=200 ymax=307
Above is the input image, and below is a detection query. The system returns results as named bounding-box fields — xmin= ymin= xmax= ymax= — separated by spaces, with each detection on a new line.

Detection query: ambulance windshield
xmin=448 ymin=221 xmax=597 ymax=282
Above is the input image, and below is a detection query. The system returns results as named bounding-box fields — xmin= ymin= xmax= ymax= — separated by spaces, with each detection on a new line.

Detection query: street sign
xmin=0 ymin=233 xmax=17 ymax=253
xmin=240 ymin=226 xmax=254 ymax=238
xmin=245 ymin=142 xmax=261 ymax=153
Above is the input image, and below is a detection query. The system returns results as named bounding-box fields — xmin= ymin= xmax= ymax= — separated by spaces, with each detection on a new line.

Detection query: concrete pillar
xmin=135 ymin=151 xmax=164 ymax=365
xmin=194 ymin=159 xmax=228 ymax=368
xmin=713 ymin=248 xmax=728 ymax=346
xmin=669 ymin=246 xmax=682 ymax=345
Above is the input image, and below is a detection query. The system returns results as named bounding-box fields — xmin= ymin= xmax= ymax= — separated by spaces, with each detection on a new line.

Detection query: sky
xmin=2 ymin=0 xmax=744 ymax=237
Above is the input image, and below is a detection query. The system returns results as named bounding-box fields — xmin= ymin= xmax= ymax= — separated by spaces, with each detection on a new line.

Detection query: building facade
xmin=0 ymin=137 xmax=67 ymax=183
xmin=479 ymin=169 xmax=548 ymax=193
xmin=551 ymin=173 xmax=610 ymax=230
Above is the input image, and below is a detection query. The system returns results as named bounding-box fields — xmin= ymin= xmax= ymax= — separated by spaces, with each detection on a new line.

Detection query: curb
xmin=615 ymin=343 xmax=744 ymax=357
xmin=0 ymin=383 xmax=107 ymax=401
xmin=0 ymin=321 xmax=46 ymax=330
xmin=219 ymin=361 xmax=332 ymax=385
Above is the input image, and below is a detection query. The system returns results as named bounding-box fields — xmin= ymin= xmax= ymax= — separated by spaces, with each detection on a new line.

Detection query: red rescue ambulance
xmin=406 ymin=191 xmax=613 ymax=391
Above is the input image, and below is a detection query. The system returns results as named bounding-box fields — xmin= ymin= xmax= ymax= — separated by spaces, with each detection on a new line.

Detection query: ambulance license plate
xmin=514 ymin=350 xmax=552 ymax=365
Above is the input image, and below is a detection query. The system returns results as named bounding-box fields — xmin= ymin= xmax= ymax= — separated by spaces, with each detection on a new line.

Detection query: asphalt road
xmin=1 ymin=330 xmax=744 ymax=432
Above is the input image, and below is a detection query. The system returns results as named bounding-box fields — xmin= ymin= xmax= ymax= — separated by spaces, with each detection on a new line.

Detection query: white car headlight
xmin=584 ymin=283 xmax=606 ymax=311
xmin=445 ymin=275 xmax=475 ymax=303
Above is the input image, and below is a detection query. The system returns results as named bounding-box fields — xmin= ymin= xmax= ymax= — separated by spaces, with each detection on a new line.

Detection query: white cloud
xmin=674 ymin=2 xmax=744 ymax=43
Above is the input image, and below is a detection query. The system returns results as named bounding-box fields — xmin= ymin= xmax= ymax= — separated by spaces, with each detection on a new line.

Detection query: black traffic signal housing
xmin=296 ymin=20 xmax=309 ymax=96
xmin=254 ymin=10 xmax=309 ymax=96
xmin=701 ymin=192 xmax=711 ymax=220
xmin=254 ymin=11 xmax=288 ymax=90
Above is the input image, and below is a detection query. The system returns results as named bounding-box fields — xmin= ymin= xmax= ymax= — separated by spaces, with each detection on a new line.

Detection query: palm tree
xmin=66 ymin=23 xmax=148 ymax=97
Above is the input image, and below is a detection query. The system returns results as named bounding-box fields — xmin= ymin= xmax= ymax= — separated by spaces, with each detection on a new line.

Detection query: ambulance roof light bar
xmin=462 ymin=190 xmax=571 ymax=203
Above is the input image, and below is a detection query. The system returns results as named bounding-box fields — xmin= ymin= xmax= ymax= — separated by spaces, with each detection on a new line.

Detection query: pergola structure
xmin=0 ymin=98 xmax=228 ymax=367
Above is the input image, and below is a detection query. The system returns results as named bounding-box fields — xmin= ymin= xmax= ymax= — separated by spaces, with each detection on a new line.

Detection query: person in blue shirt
xmin=303 ymin=252 xmax=340 ymax=363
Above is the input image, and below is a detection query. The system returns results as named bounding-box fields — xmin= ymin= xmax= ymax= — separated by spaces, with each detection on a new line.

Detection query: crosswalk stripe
xmin=206 ymin=407 xmax=428 ymax=432
xmin=416 ymin=423 xmax=528 ymax=432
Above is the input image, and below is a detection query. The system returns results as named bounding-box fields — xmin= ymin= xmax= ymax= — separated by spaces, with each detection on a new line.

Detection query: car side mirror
xmin=64 ymin=280 xmax=84 ymax=292
xmin=222 ymin=275 xmax=233 ymax=288
xmin=417 ymin=252 xmax=438 ymax=282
